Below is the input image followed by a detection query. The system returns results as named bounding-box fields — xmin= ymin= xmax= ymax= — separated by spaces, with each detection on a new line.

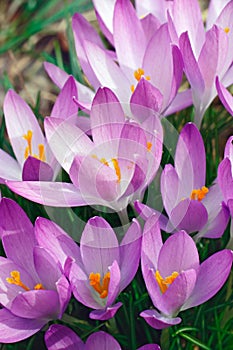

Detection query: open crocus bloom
xmin=67 ymin=216 xmax=141 ymax=320
xmin=0 ymin=198 xmax=71 ymax=343
xmin=140 ymin=215 xmax=233 ymax=330
xmin=45 ymin=326 xmax=160 ymax=350
xmin=136 ymin=122 xmax=229 ymax=238
xmin=7 ymin=87 xmax=163 ymax=212
xmin=45 ymin=0 xmax=192 ymax=117
xmin=1 ymin=80 xmax=77 ymax=183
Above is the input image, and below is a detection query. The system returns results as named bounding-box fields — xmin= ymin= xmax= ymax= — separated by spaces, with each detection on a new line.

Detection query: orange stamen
xmin=6 ymin=270 xmax=45 ymax=291
xmin=224 ymin=27 xmax=230 ymax=34
xmin=89 ymin=272 xmax=110 ymax=299
xmin=23 ymin=130 xmax=46 ymax=162
xmin=155 ymin=270 xmax=179 ymax=294
xmin=147 ymin=141 xmax=152 ymax=152
xmin=190 ymin=186 xmax=209 ymax=201
xmin=112 ymin=158 xmax=121 ymax=182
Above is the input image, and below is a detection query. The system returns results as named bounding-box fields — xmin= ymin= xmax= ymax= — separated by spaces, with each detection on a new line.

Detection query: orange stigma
xmin=155 ymin=270 xmax=179 ymax=294
xmin=6 ymin=270 xmax=45 ymax=291
xmin=112 ymin=158 xmax=121 ymax=182
xmin=23 ymin=130 xmax=46 ymax=162
xmin=190 ymin=186 xmax=209 ymax=201
xmin=147 ymin=141 xmax=152 ymax=152
xmin=224 ymin=27 xmax=230 ymax=34
xmin=89 ymin=272 xmax=110 ymax=299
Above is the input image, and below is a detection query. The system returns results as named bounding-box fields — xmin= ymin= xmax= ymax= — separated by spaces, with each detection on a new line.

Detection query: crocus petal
xmin=3 ymin=90 xmax=45 ymax=166
xmin=119 ymin=219 xmax=142 ymax=291
xmin=161 ymin=164 xmax=179 ymax=216
xmin=33 ymin=247 xmax=61 ymax=289
xmin=72 ymin=13 xmax=104 ymax=89
xmin=91 ymin=87 xmax=125 ymax=145
xmin=35 ymin=217 xmax=81 ymax=268
xmin=56 ymin=274 xmax=71 ymax=318
xmin=89 ymin=302 xmax=122 ymax=320
xmin=0 ymin=149 xmax=21 ymax=182
xmin=84 ymin=41 xmax=130 ymax=103
xmin=80 ymin=217 xmax=120 ymax=276
xmin=50 ymin=76 xmax=78 ymax=119
xmin=45 ymin=324 xmax=84 ymax=350
xmin=169 ymin=199 xmax=208 ymax=233
xmin=140 ymin=309 xmax=181 ymax=330
xmin=44 ymin=62 xmax=70 ymax=89
xmin=45 ymin=117 xmax=93 ymax=173
xmin=138 ymin=345 xmax=161 ymax=350
xmin=218 ymin=158 xmax=233 ymax=201
xmin=130 ymin=78 xmax=163 ymax=120
xmin=158 ymin=231 xmax=199 ymax=276
xmin=22 ymin=156 xmax=54 ymax=181
xmin=134 ymin=201 xmax=168 ymax=231
xmin=6 ymin=181 xmax=89 ymax=207
xmin=207 ymin=0 xmax=231 ymax=29
xmin=182 ymin=250 xmax=233 ymax=310
xmin=106 ymin=260 xmax=121 ymax=307
xmin=168 ymin=45 xmax=184 ymax=106
xmin=164 ymin=89 xmax=193 ymax=116
xmin=11 ymin=290 xmax=59 ymax=319
xmin=224 ymin=135 xmax=233 ymax=162
xmin=175 ymin=122 xmax=206 ymax=191
xmin=216 ymin=76 xmax=233 ymax=115
xmin=69 ymin=261 xmax=102 ymax=309
xmin=0 ymin=198 xmax=36 ymax=276
xmin=85 ymin=331 xmax=121 ymax=349
xmin=0 ymin=308 xmax=45 ymax=343
xmin=92 ymin=0 xmax=115 ymax=44
xmin=140 ymin=14 xmax=161 ymax=44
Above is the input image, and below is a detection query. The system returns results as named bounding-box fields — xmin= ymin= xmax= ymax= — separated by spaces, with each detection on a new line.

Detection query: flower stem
xmin=118 ymin=207 xmax=129 ymax=227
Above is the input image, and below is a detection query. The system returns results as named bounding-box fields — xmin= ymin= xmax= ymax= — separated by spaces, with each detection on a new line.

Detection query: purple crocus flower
xmin=66 ymin=216 xmax=141 ymax=320
xmin=45 ymin=0 xmax=192 ymax=117
xmin=136 ymin=122 xmax=229 ymax=238
xmin=45 ymin=326 xmax=160 ymax=350
xmin=0 ymin=198 xmax=71 ymax=343
xmin=140 ymin=215 xmax=233 ymax=329
xmin=7 ymin=87 xmax=163 ymax=212
xmin=1 ymin=79 xmax=77 ymax=183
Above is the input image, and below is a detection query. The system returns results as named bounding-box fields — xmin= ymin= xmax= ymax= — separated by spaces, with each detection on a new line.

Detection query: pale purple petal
xmin=44 ymin=62 xmax=70 ymax=88
xmin=138 ymin=345 xmax=160 ymax=350
xmin=11 ymin=290 xmax=59 ymax=319
xmin=56 ymin=274 xmax=71 ymax=318
xmin=3 ymin=90 xmax=45 ymax=166
xmin=161 ymin=164 xmax=179 ymax=216
xmin=207 ymin=0 xmax=231 ymax=29
xmin=22 ymin=156 xmax=54 ymax=181
xmin=141 ymin=14 xmax=161 ymax=44
xmin=218 ymin=158 xmax=233 ymax=201
xmin=50 ymin=76 xmax=78 ymax=119
xmin=182 ymin=250 xmax=233 ymax=310
xmin=45 ymin=324 xmax=84 ymax=350
xmin=168 ymin=45 xmax=184 ymax=106
xmin=6 ymin=180 xmax=89 ymax=207
xmin=106 ymin=260 xmax=121 ymax=307
xmin=119 ymin=219 xmax=142 ymax=291
xmin=89 ymin=302 xmax=122 ymax=320
xmin=92 ymin=0 xmax=115 ymax=43
xmin=0 ymin=308 xmax=45 ymax=343
xmin=164 ymin=89 xmax=193 ymax=116
xmin=80 ymin=217 xmax=120 ymax=276
xmin=216 ymin=76 xmax=233 ymax=115
xmin=140 ymin=309 xmax=181 ymax=330
xmin=0 ymin=149 xmax=21 ymax=182
xmin=158 ymin=231 xmax=199 ymax=276
xmin=85 ymin=331 xmax=121 ymax=349
xmin=35 ymin=217 xmax=81 ymax=268
xmin=134 ymin=201 xmax=168 ymax=231
xmin=224 ymin=135 xmax=233 ymax=161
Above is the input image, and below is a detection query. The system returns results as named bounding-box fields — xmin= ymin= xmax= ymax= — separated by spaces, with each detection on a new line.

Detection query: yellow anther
xmin=6 ymin=271 xmax=30 ymax=291
xmin=190 ymin=186 xmax=209 ymax=201
xmin=224 ymin=27 xmax=230 ymax=34
xmin=34 ymin=283 xmax=44 ymax=290
xmin=23 ymin=130 xmax=46 ymax=162
xmin=112 ymin=158 xmax=121 ymax=182
xmin=155 ymin=270 xmax=179 ymax=294
xmin=145 ymin=76 xmax=151 ymax=81
xmin=131 ymin=85 xmax=135 ymax=93
xmin=147 ymin=141 xmax=152 ymax=152
xmin=134 ymin=68 xmax=145 ymax=81
xmin=100 ymin=158 xmax=109 ymax=166
xmin=89 ymin=271 xmax=110 ymax=299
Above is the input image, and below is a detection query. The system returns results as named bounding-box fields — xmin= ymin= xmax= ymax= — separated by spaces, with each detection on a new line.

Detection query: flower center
xmin=155 ymin=270 xmax=179 ymax=294
xmin=224 ymin=27 xmax=230 ymax=34
xmin=92 ymin=155 xmax=121 ymax=183
xmin=23 ymin=130 xmax=46 ymax=162
xmin=89 ymin=272 xmax=110 ymax=299
xmin=6 ymin=270 xmax=44 ymax=291
xmin=190 ymin=186 xmax=209 ymax=201
xmin=131 ymin=68 xmax=151 ymax=92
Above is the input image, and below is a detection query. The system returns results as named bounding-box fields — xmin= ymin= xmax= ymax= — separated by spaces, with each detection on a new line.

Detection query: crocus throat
xmin=190 ymin=186 xmax=209 ymax=201
xmin=131 ymin=67 xmax=151 ymax=92
xmin=92 ymin=155 xmax=121 ymax=182
xmin=6 ymin=270 xmax=44 ymax=291
xmin=89 ymin=272 xmax=110 ymax=299
xmin=155 ymin=270 xmax=179 ymax=294
xmin=23 ymin=130 xmax=46 ymax=162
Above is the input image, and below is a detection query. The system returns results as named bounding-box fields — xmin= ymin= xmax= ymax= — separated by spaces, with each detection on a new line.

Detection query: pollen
xmin=112 ymin=158 xmax=121 ymax=182
xmin=89 ymin=271 xmax=110 ymax=299
xmin=6 ymin=270 xmax=45 ymax=291
xmin=147 ymin=141 xmax=152 ymax=152
xmin=155 ymin=270 xmax=179 ymax=294
xmin=131 ymin=68 xmax=151 ymax=92
xmin=190 ymin=186 xmax=209 ymax=201
xmin=224 ymin=27 xmax=230 ymax=34
xmin=23 ymin=130 xmax=46 ymax=162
